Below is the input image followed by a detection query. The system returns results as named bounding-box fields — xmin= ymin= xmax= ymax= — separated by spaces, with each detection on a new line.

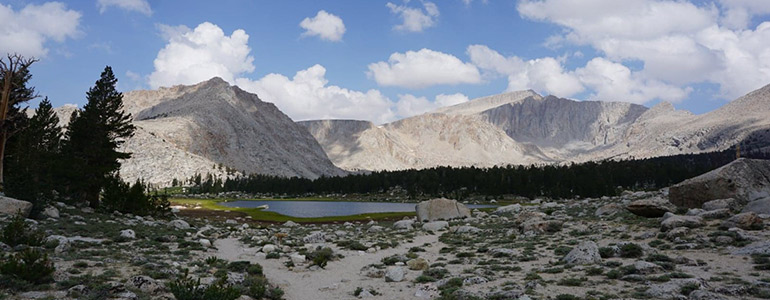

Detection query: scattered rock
xmin=702 ymin=198 xmax=738 ymax=211
xmin=199 ymin=239 xmax=212 ymax=248
xmin=119 ymin=229 xmax=136 ymax=239
xmin=495 ymin=204 xmax=522 ymax=214
xmin=669 ymin=158 xmax=770 ymax=208
xmin=647 ymin=278 xmax=705 ymax=299
xmin=283 ymin=221 xmax=298 ymax=227
xmin=698 ymin=208 xmax=731 ymax=219
xmin=634 ymin=261 xmax=664 ymax=274
xmin=520 ymin=219 xmax=562 ymax=234
xmin=595 ymin=203 xmax=624 ymax=217
xmin=742 ymin=197 xmax=770 ymax=215
xmin=688 ymin=290 xmax=728 ymax=300
xmin=385 ymin=266 xmax=406 ymax=282
xmin=415 ymin=198 xmax=471 ymax=222
xmin=661 ymin=213 xmax=704 ymax=231
xmin=128 ymin=275 xmax=162 ymax=294
xmin=303 ymin=231 xmax=328 ymax=244
xmin=454 ymin=225 xmax=481 ymax=234
xmin=41 ymin=206 xmax=60 ymax=218
xmin=261 ymin=244 xmax=276 ymax=253
xmin=360 ymin=265 xmax=385 ymax=278
xmin=422 ymin=221 xmax=449 ymax=231
xmin=563 ymin=241 xmax=602 ymax=265
xmin=721 ymin=212 xmax=763 ymax=230
xmin=414 ymin=283 xmax=439 ymax=298
xmin=290 ymin=254 xmax=306 ymax=265
xmin=626 ymin=197 xmax=675 ymax=217
xmin=168 ymin=219 xmax=190 ymax=230
xmin=367 ymin=225 xmax=384 ymax=233
xmin=393 ymin=219 xmax=414 ymax=230
xmin=463 ymin=276 xmax=488 ymax=285
xmin=0 ymin=196 xmax=33 ymax=217
xmin=407 ymin=258 xmax=429 ymax=271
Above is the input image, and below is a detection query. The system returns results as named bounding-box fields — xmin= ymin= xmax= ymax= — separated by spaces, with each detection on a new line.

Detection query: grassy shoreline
xmin=170 ymin=198 xmax=416 ymax=223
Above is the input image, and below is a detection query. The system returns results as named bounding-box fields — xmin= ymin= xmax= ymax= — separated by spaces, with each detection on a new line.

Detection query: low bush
xmin=1 ymin=215 xmax=44 ymax=247
xmin=307 ymin=247 xmax=334 ymax=269
xmin=0 ymin=248 xmax=55 ymax=285
xmin=619 ymin=243 xmax=644 ymax=258
xmin=101 ymin=176 xmax=170 ymax=216
xmin=168 ymin=271 xmax=240 ymax=300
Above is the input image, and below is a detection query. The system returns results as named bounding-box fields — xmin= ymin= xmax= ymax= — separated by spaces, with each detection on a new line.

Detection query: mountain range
xmin=51 ymin=78 xmax=770 ymax=186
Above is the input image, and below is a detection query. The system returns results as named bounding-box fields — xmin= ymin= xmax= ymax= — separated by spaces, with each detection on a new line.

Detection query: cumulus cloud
xmin=395 ymin=93 xmax=469 ymax=117
xmin=575 ymin=58 xmax=691 ymax=104
xmin=387 ymin=1 xmax=439 ymax=32
xmin=299 ymin=10 xmax=345 ymax=42
xmin=97 ymin=0 xmax=152 ymax=16
xmin=517 ymin=0 xmax=770 ymax=100
xmin=368 ymin=48 xmax=481 ymax=89
xmin=0 ymin=2 xmax=81 ymax=57
xmin=468 ymin=45 xmax=583 ymax=97
xmin=236 ymin=65 xmax=397 ymax=124
xmin=148 ymin=22 xmax=255 ymax=88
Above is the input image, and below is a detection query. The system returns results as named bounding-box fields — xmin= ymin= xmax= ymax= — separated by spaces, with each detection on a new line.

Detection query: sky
xmin=2 ymin=0 xmax=770 ymax=124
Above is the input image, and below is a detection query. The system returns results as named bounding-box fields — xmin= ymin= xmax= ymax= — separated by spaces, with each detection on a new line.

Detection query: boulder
xmin=595 ymin=203 xmax=624 ymax=217
xmin=42 ymin=206 xmax=60 ymax=218
xmin=732 ymin=241 xmax=770 ymax=255
xmin=303 ymin=231 xmax=327 ymax=244
xmin=454 ymin=225 xmax=481 ymax=234
xmin=563 ymin=241 xmax=601 ymax=265
xmin=407 ymin=258 xmax=429 ymax=271
xmin=688 ymin=290 xmax=728 ymax=300
xmin=721 ymin=212 xmax=763 ymax=230
xmin=393 ymin=219 xmax=414 ymax=230
xmin=415 ymin=198 xmax=470 ymax=222
xmin=495 ymin=204 xmax=522 ymax=214
xmin=290 ymin=254 xmax=306 ymax=265
xmin=261 ymin=244 xmax=276 ymax=253
xmin=168 ymin=219 xmax=190 ymax=230
xmin=520 ymin=219 xmax=562 ymax=234
xmin=626 ymin=197 xmax=675 ymax=218
xmin=742 ymin=197 xmax=770 ymax=215
xmin=660 ymin=213 xmax=704 ymax=231
xmin=385 ymin=266 xmax=406 ymax=282
xmin=633 ymin=261 xmax=664 ymax=274
xmin=119 ymin=229 xmax=136 ymax=239
xmin=698 ymin=208 xmax=731 ymax=219
xmin=199 ymin=239 xmax=212 ymax=248
xmin=128 ymin=275 xmax=162 ymax=294
xmin=0 ymin=196 xmax=32 ymax=217
xmin=702 ymin=198 xmax=738 ymax=211
xmin=669 ymin=158 xmax=770 ymax=208
xmin=422 ymin=221 xmax=449 ymax=231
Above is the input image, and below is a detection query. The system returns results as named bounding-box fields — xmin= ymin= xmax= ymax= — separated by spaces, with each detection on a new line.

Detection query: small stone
xmin=407 ymin=258 xmax=429 ymax=271
xmin=199 ymin=239 xmax=212 ymax=248
xmin=169 ymin=219 xmax=190 ymax=230
xmin=290 ymin=254 xmax=306 ymax=265
xmin=393 ymin=219 xmax=414 ymax=230
xmin=385 ymin=266 xmax=406 ymax=282
xmin=261 ymin=244 xmax=276 ymax=253
xmin=563 ymin=241 xmax=602 ymax=265
xmin=119 ymin=229 xmax=136 ymax=239
xmin=422 ymin=221 xmax=449 ymax=231
xmin=42 ymin=206 xmax=60 ymax=218
xmin=722 ymin=212 xmax=763 ymax=230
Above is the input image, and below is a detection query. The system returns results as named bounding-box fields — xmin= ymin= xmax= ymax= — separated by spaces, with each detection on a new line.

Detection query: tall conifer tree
xmin=62 ymin=66 xmax=135 ymax=208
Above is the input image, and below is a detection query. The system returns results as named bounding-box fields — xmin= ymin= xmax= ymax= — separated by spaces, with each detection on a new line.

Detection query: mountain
xmin=301 ymin=84 xmax=770 ymax=171
xmin=56 ymin=77 xmax=345 ymax=186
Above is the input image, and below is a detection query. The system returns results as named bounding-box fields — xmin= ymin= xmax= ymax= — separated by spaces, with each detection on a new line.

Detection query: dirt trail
xmin=214 ymin=234 xmax=440 ymax=300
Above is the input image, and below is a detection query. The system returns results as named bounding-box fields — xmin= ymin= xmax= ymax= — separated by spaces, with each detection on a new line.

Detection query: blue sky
xmin=2 ymin=0 xmax=770 ymax=123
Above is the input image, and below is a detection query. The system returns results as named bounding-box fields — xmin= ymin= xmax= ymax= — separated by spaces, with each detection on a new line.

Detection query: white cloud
xmin=97 ymin=0 xmax=151 ymax=16
xmin=718 ymin=0 xmax=770 ymax=29
xmin=387 ymin=1 xmax=439 ymax=32
xmin=0 ymin=2 xmax=81 ymax=57
xmin=575 ymin=57 xmax=691 ymax=104
xmin=235 ymin=65 xmax=397 ymax=124
xmin=395 ymin=93 xmax=469 ymax=117
xmin=368 ymin=48 xmax=481 ymax=89
xmin=299 ymin=10 xmax=346 ymax=42
xmin=516 ymin=0 xmax=770 ymax=100
xmin=148 ymin=22 xmax=255 ymax=88
xmin=468 ymin=45 xmax=583 ymax=97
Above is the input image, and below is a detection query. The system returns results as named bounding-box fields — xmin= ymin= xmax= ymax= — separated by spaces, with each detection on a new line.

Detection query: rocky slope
xmin=303 ymin=84 xmax=770 ymax=171
xmin=56 ymin=78 xmax=345 ymax=186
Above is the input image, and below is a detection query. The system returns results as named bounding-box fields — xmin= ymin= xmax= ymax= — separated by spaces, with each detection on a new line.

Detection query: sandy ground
xmin=214 ymin=234 xmax=440 ymax=300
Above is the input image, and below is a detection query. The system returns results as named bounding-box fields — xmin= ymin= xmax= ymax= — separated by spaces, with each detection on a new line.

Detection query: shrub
xmin=0 ymin=248 xmax=55 ymax=284
xmin=680 ymin=283 xmax=700 ymax=296
xmin=598 ymin=247 xmax=615 ymax=259
xmin=266 ymin=252 xmax=280 ymax=259
xmin=619 ymin=243 xmax=644 ymax=258
xmin=423 ymin=268 xmax=449 ymax=280
xmin=101 ymin=176 xmax=170 ymax=216
xmin=307 ymin=247 xmax=334 ymax=269
xmin=0 ymin=215 xmax=44 ymax=247
xmin=168 ymin=271 xmax=240 ymax=300
xmin=241 ymin=275 xmax=268 ymax=299
xmin=556 ymin=295 xmax=580 ymax=300
xmin=414 ymin=275 xmax=437 ymax=283
xmin=338 ymin=240 xmax=367 ymax=251
xmin=554 ymin=246 xmax=573 ymax=256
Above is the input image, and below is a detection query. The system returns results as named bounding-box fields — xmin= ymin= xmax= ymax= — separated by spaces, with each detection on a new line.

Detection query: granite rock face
xmin=415 ymin=198 xmax=471 ymax=222
xmin=669 ymin=158 xmax=770 ymax=208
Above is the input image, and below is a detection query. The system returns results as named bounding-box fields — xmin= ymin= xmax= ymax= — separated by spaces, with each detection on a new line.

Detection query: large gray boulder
xmin=0 ymin=196 xmax=33 ymax=217
xmin=669 ymin=158 xmax=770 ymax=208
xmin=626 ymin=197 xmax=675 ymax=218
xmin=563 ymin=241 xmax=601 ymax=265
xmin=415 ymin=198 xmax=471 ymax=222
xmin=742 ymin=197 xmax=770 ymax=215
xmin=661 ymin=213 xmax=705 ymax=231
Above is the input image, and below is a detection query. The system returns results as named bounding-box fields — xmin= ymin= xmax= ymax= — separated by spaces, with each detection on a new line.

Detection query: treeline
xmin=1 ymin=56 xmax=167 ymax=217
xmin=187 ymin=148 xmax=770 ymax=200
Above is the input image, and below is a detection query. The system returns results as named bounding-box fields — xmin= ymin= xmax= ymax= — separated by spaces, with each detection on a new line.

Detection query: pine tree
xmin=5 ymin=98 xmax=62 ymax=215
xmin=62 ymin=66 xmax=135 ymax=208
xmin=0 ymin=55 xmax=38 ymax=191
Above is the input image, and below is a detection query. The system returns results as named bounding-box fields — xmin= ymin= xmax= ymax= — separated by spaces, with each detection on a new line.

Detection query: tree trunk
xmin=0 ymin=72 xmax=11 ymax=192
